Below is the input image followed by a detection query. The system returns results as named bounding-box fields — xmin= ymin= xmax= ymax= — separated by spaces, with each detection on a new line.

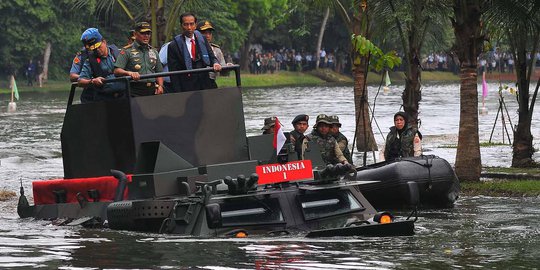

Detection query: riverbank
xmin=460 ymin=167 xmax=540 ymax=197
xmin=4 ymin=68 xmax=537 ymax=94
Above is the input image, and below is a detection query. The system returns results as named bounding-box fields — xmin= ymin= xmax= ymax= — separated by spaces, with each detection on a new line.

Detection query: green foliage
xmin=0 ymin=0 xmax=86 ymax=79
xmin=351 ymin=34 xmax=401 ymax=72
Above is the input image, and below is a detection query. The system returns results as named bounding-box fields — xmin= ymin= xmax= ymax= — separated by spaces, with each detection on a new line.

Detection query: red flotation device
xmin=32 ymin=175 xmax=132 ymax=205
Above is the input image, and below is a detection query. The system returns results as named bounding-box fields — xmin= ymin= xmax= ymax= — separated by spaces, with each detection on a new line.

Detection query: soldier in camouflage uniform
xmin=329 ymin=115 xmax=353 ymax=164
xmin=114 ymin=22 xmax=164 ymax=96
xmin=261 ymin=116 xmax=276 ymax=134
xmin=384 ymin=111 xmax=422 ymax=161
xmin=305 ymin=114 xmax=348 ymax=165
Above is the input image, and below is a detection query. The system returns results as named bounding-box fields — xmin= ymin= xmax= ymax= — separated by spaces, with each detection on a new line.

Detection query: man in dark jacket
xmin=167 ymin=12 xmax=222 ymax=92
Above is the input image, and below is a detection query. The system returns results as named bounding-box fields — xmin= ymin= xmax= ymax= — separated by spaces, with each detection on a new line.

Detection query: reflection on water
xmin=0 ymin=85 xmax=539 ymax=268
xmin=1 ymin=196 xmax=538 ymax=269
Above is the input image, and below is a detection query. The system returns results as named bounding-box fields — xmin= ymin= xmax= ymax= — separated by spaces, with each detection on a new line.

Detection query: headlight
xmin=374 ymin=211 xmax=394 ymax=224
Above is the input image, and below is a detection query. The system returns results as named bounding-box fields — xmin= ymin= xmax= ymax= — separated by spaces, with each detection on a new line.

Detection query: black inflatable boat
xmin=354 ymin=156 xmax=460 ymax=208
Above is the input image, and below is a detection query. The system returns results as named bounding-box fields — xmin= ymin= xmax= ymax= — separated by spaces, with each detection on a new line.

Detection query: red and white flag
xmin=273 ymin=117 xmax=287 ymax=155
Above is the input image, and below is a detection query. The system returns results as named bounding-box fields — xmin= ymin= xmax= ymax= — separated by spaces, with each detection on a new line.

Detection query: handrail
xmin=67 ymin=65 xmax=241 ymax=107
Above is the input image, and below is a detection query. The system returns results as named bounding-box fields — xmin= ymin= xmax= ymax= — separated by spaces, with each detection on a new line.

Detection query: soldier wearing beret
xmin=329 ymin=115 xmax=353 ymax=164
xmin=114 ymin=22 xmax=164 ymax=96
xmin=305 ymin=114 xmax=348 ymax=165
xmin=290 ymin=114 xmax=309 ymax=158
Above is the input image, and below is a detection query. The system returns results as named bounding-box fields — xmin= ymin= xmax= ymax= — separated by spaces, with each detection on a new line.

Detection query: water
xmin=0 ymin=84 xmax=539 ymax=269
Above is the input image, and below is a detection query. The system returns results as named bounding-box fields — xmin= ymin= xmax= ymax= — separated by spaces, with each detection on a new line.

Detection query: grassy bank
xmin=461 ymin=180 xmax=540 ymax=197
xmin=1 ymin=70 xmax=465 ymax=94
xmin=217 ymin=71 xmax=326 ymax=88
xmin=0 ymin=80 xmax=71 ymax=94
xmin=3 ymin=68 xmax=535 ymax=93
xmin=461 ymin=166 xmax=540 ymax=197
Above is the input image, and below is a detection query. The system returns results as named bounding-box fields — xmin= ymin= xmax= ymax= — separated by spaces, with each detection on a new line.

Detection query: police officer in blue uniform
xmin=77 ymin=28 xmax=123 ymax=102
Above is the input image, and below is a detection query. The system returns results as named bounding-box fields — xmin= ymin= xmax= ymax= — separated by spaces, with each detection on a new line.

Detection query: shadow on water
xmin=0 ymin=86 xmax=539 ymax=268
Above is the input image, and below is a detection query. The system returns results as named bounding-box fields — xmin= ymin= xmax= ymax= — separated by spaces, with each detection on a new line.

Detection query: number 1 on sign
xmin=283 ymin=172 xmax=287 ymax=180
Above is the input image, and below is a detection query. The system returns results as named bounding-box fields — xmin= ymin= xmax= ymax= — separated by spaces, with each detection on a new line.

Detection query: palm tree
xmin=451 ymin=0 xmax=487 ymax=181
xmin=374 ymin=0 xmax=451 ymax=128
xmin=73 ymin=0 xmax=199 ymax=48
xmin=307 ymin=0 xmax=378 ymax=154
xmin=484 ymin=0 xmax=540 ymax=167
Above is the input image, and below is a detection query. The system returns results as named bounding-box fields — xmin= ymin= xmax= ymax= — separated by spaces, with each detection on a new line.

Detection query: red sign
xmin=256 ymin=160 xmax=314 ymax=185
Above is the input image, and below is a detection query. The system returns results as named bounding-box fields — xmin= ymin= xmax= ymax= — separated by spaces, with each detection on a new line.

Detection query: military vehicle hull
xmin=17 ymin=66 xmax=416 ymax=237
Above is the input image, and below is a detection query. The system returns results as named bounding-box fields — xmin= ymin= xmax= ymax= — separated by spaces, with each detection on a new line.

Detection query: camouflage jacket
xmin=333 ymin=132 xmax=353 ymax=164
xmin=384 ymin=125 xmax=417 ymax=161
xmin=307 ymin=130 xmax=347 ymax=165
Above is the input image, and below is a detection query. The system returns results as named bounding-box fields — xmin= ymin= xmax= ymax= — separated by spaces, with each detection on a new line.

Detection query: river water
xmin=0 ymin=83 xmax=539 ymax=269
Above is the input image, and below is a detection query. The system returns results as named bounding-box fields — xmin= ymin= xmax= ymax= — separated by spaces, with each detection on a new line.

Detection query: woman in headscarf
xmin=383 ymin=112 xmax=422 ymax=161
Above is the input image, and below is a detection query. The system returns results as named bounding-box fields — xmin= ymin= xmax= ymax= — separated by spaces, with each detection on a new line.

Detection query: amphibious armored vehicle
xmin=18 ymin=66 xmax=418 ymax=237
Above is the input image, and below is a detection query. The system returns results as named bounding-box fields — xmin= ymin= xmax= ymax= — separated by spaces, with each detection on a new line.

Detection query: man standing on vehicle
xmin=77 ymin=28 xmax=124 ymax=102
xmin=168 ymin=12 xmax=222 ymax=92
xmin=114 ymin=22 xmax=164 ymax=96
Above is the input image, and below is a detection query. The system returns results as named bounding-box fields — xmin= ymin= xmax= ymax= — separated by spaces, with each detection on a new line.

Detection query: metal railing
xmin=68 ymin=65 xmax=241 ymax=106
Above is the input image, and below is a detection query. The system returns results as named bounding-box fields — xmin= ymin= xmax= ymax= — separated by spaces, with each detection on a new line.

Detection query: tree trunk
xmin=452 ymin=0 xmax=485 ymax=181
xmin=455 ymin=66 xmax=481 ymax=180
xmin=353 ymin=60 xmax=378 ymax=153
xmin=40 ymin=42 xmax=51 ymax=85
xmin=352 ymin=13 xmax=377 ymax=155
xmin=389 ymin=0 xmax=424 ymax=128
xmin=512 ymin=119 xmax=534 ymax=167
xmin=511 ymin=39 xmax=536 ymax=167
xmin=402 ymin=47 xmax=421 ymax=128
xmin=240 ymin=39 xmax=251 ymax=72
xmin=315 ymin=7 xmax=330 ymax=70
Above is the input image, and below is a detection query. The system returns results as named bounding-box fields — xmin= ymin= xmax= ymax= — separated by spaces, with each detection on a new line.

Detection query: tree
xmin=484 ymin=0 xmax=540 ymax=167
xmin=0 ymin=0 xmax=86 ymax=79
xmin=375 ymin=0 xmax=451 ymax=128
xmin=451 ymin=0 xmax=487 ymax=181
xmin=235 ymin=0 xmax=289 ymax=71
xmin=74 ymin=0 xmax=196 ymax=48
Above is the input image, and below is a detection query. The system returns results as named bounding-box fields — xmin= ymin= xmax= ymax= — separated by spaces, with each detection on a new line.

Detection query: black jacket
xmin=167 ymin=32 xmax=218 ymax=92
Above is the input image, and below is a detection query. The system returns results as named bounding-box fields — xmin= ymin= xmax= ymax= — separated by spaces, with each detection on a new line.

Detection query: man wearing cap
xmin=305 ymin=114 xmax=348 ymax=165
xmin=198 ymin=21 xmax=226 ymax=67
xmin=329 ymin=115 xmax=353 ymax=164
xmin=123 ymin=30 xmax=136 ymax=48
xmin=262 ymin=116 xmax=277 ymax=134
xmin=77 ymin=28 xmax=124 ymax=102
xmin=198 ymin=20 xmax=229 ymax=81
xmin=70 ymin=28 xmax=103 ymax=102
xmin=114 ymin=22 xmax=164 ymax=96
xmin=167 ymin=12 xmax=222 ymax=92
xmin=290 ymin=114 xmax=309 ymax=158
